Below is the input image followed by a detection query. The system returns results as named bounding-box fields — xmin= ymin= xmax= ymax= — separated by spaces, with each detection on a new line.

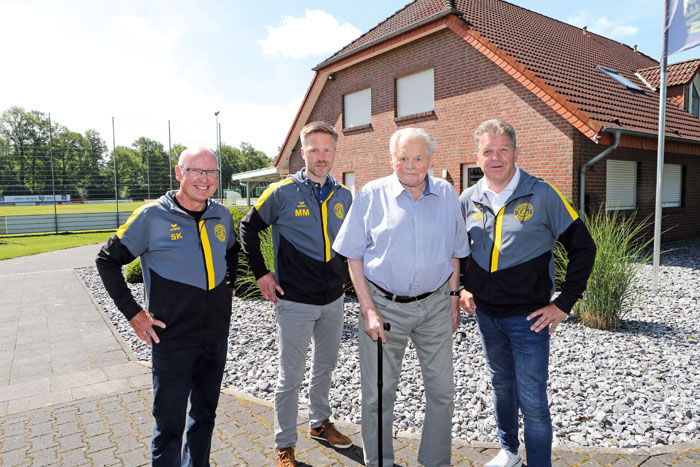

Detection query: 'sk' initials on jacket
xmin=96 ymin=191 xmax=239 ymax=347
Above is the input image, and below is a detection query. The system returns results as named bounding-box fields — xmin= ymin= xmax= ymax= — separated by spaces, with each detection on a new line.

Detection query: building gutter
xmin=580 ymin=125 xmax=700 ymax=213
xmin=313 ymin=8 xmax=465 ymax=71
xmin=580 ymin=129 xmax=621 ymax=213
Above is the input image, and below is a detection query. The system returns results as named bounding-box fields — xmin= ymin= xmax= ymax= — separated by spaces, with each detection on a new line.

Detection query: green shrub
xmin=125 ymin=258 xmax=143 ymax=283
xmin=230 ymin=206 xmax=275 ymax=298
xmin=554 ymin=210 xmax=653 ymax=330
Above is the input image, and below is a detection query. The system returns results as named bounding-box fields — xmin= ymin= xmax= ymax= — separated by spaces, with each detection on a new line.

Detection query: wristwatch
xmin=449 ymin=290 xmax=460 ymax=296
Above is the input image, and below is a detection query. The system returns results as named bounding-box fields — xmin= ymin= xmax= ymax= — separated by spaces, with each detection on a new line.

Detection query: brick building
xmin=237 ymin=0 xmax=700 ymax=240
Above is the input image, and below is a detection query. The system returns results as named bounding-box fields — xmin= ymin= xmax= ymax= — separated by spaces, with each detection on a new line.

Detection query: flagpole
xmin=652 ymin=1 xmax=670 ymax=292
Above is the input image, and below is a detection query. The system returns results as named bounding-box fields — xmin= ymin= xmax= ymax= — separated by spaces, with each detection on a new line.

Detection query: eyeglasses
xmin=180 ymin=166 xmax=220 ymax=177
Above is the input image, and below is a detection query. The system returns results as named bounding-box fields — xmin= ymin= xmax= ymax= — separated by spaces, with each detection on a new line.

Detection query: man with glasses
xmin=96 ymin=146 xmax=239 ymax=466
xmin=240 ymin=121 xmax=353 ymax=467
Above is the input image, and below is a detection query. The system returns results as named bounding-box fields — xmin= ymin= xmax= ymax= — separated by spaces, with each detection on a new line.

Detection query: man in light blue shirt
xmin=332 ymin=128 xmax=469 ymax=467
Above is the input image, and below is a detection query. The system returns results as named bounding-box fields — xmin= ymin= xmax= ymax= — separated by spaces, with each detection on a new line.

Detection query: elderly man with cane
xmin=333 ymin=127 xmax=469 ymax=467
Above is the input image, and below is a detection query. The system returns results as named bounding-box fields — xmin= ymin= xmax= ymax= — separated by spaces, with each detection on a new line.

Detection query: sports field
xmin=0 ymin=202 xmax=146 ymax=216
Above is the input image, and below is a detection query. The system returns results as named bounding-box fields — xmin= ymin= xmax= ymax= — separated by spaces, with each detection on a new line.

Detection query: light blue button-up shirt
xmin=332 ymin=174 xmax=469 ymax=297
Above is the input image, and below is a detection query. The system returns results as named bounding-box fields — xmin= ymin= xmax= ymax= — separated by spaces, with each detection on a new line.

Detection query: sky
xmin=0 ymin=0 xmax=697 ymax=160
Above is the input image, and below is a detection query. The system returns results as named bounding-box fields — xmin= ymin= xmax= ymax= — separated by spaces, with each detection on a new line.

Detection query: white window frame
xmin=343 ymin=172 xmax=356 ymax=196
xmin=689 ymin=75 xmax=700 ymax=118
xmin=606 ymin=159 xmax=637 ymax=210
xmin=461 ymin=164 xmax=483 ymax=191
xmin=396 ymin=68 xmax=434 ymax=117
xmin=662 ymin=163 xmax=682 ymax=208
xmin=343 ymin=88 xmax=371 ymax=128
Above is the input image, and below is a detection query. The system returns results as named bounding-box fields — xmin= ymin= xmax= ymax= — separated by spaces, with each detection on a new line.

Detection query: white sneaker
xmin=484 ymin=449 xmax=522 ymax=467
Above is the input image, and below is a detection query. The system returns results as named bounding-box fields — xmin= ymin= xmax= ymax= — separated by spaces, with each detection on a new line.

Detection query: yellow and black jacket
xmin=96 ymin=191 xmax=239 ymax=347
xmin=239 ymin=169 xmax=353 ymax=305
xmin=459 ymin=170 xmax=595 ymax=317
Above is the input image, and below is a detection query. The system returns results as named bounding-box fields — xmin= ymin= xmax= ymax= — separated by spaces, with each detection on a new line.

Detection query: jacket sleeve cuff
xmin=250 ymin=261 xmax=270 ymax=281
xmin=120 ymin=300 xmax=143 ymax=321
xmin=553 ymin=294 xmax=576 ymax=314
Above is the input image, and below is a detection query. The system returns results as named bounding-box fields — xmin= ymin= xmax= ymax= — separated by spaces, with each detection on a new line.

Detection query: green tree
xmin=219 ymin=142 xmax=270 ymax=192
xmin=133 ymin=137 xmax=170 ymax=199
xmin=102 ymin=146 xmax=145 ymax=199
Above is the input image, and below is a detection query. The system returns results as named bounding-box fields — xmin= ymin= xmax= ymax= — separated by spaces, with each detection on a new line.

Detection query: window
xmin=662 ymin=163 xmax=682 ymax=207
xmin=461 ymin=164 xmax=484 ymax=190
xmin=344 ymin=88 xmax=371 ymax=128
xmin=597 ymin=66 xmax=644 ymax=92
xmin=688 ymin=76 xmax=700 ymax=117
xmin=343 ymin=172 xmax=355 ymax=196
xmin=606 ymin=160 xmax=637 ymax=210
xmin=396 ymin=68 xmax=434 ymax=117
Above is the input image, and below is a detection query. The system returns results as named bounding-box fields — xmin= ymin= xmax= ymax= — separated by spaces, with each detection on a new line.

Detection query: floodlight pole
xmin=168 ymin=120 xmax=173 ymax=190
xmin=112 ymin=117 xmax=120 ymax=228
xmin=215 ymin=111 xmax=221 ymax=200
xmin=48 ymin=113 xmax=58 ymax=234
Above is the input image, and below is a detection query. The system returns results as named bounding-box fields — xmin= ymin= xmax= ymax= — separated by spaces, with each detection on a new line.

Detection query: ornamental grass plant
xmin=555 ymin=209 xmax=653 ymax=330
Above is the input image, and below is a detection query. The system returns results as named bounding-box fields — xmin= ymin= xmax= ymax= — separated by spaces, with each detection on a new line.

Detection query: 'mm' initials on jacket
xmin=295 ymin=201 xmax=310 ymax=217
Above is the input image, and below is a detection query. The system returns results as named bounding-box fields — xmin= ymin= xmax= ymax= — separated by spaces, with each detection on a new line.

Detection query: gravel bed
xmin=76 ymin=238 xmax=700 ymax=448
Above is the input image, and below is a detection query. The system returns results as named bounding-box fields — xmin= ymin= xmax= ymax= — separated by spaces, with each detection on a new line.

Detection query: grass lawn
xmin=0 ymin=201 xmax=146 ymax=216
xmin=0 ymin=231 xmax=114 ymax=260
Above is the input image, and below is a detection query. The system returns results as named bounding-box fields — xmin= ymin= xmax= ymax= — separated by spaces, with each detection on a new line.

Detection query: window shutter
xmin=344 ymin=88 xmax=371 ymax=128
xmin=397 ymin=69 xmax=434 ymax=117
xmin=606 ymin=160 xmax=637 ymax=210
xmin=662 ymin=164 xmax=682 ymax=207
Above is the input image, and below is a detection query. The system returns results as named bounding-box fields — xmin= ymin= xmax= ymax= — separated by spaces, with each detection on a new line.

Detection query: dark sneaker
xmin=277 ymin=446 xmax=297 ymax=467
xmin=309 ymin=418 xmax=352 ymax=449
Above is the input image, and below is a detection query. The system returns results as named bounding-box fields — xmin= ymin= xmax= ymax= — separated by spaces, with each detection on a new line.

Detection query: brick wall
xmin=580 ymin=137 xmax=700 ymax=241
xmin=289 ymin=27 xmax=699 ymax=240
xmin=290 ymin=29 xmax=575 ymax=196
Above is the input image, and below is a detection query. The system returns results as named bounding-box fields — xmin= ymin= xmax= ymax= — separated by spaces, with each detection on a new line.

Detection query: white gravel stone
xmin=76 ymin=238 xmax=700 ymax=448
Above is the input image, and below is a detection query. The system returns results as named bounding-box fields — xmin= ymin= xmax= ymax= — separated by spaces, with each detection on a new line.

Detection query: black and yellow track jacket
xmin=459 ymin=169 xmax=595 ymax=317
xmin=239 ymin=169 xmax=353 ymax=305
xmin=95 ymin=191 xmax=239 ymax=347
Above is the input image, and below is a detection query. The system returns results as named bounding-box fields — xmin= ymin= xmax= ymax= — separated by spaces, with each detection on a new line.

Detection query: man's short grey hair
xmin=389 ymin=128 xmax=437 ymax=157
xmin=473 ymin=119 xmax=517 ymax=150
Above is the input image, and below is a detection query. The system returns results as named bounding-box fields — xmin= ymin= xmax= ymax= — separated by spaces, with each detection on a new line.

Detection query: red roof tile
xmin=638 ymin=58 xmax=700 ymax=88
xmin=319 ymin=0 xmax=700 ymax=141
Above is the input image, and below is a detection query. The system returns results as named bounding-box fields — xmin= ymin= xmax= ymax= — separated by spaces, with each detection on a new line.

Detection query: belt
xmin=369 ymin=280 xmax=436 ymax=303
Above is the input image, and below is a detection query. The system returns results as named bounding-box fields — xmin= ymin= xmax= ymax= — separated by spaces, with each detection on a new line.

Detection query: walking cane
xmin=378 ymin=322 xmax=390 ymax=467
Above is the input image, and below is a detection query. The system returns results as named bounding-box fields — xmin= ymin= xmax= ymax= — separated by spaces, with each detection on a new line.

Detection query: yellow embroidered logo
xmin=514 ymin=203 xmax=534 ymax=222
xmin=334 ymin=203 xmax=344 ymax=219
xmin=214 ymin=224 xmax=226 ymax=242
xmin=473 ymin=212 xmax=483 ymax=221
xmin=295 ymin=200 xmax=309 ymax=217
xmin=170 ymin=232 xmax=183 ymax=240
xmin=169 ymin=224 xmax=181 ymax=232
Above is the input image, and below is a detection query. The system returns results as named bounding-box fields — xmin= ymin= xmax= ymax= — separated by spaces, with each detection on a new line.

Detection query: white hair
xmin=389 ymin=128 xmax=437 ymax=157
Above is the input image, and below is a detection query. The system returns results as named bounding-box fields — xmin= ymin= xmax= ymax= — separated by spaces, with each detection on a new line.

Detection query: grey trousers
xmin=273 ymin=295 xmax=345 ymax=449
xmin=359 ymin=282 xmax=454 ymax=467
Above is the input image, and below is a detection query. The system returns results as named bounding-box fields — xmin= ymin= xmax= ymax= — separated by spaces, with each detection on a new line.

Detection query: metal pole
xmin=653 ymin=2 xmax=670 ymax=292
xmin=215 ymin=111 xmax=221 ymax=200
xmin=168 ymin=120 xmax=173 ymax=190
xmin=146 ymin=149 xmax=151 ymax=200
xmin=112 ymin=117 xmax=120 ymax=228
xmin=218 ymin=121 xmax=222 ymax=197
xmin=48 ymin=113 xmax=58 ymax=233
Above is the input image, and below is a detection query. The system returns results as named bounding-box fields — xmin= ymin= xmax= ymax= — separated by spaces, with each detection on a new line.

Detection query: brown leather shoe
xmin=277 ymin=446 xmax=296 ymax=467
xmin=309 ymin=418 xmax=352 ymax=449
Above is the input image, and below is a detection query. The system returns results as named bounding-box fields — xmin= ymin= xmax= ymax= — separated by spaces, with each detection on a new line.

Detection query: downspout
xmin=579 ymin=130 xmax=622 ymax=214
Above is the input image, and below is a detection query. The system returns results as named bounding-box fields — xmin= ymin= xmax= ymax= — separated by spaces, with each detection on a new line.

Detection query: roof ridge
xmin=491 ymin=0 xmax=658 ymax=64
xmin=315 ymin=0 xmax=422 ymax=68
xmin=638 ymin=57 xmax=700 ymax=72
